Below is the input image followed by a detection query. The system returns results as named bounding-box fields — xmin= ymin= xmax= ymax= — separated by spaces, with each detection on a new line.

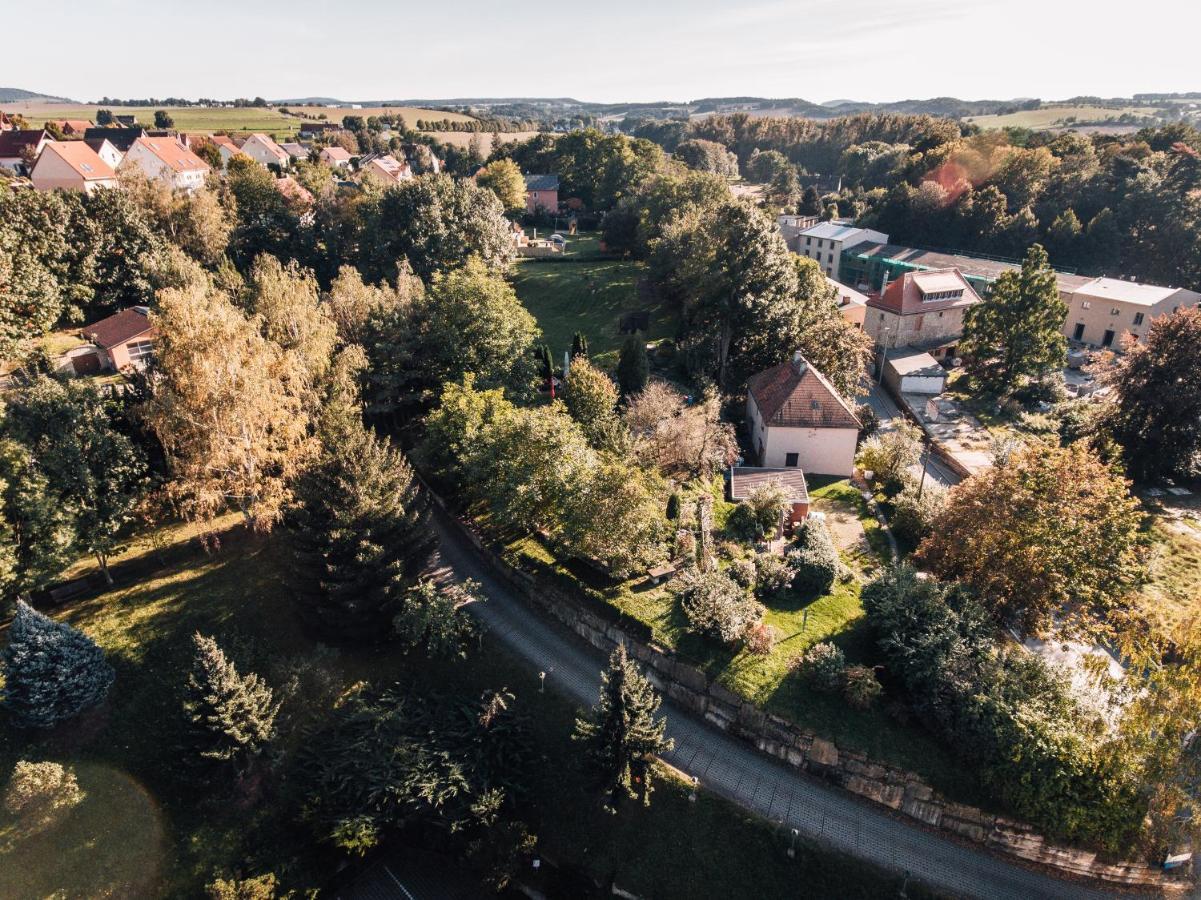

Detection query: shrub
xmin=843 ymin=666 xmax=882 ymax=709
xmin=799 ymin=642 xmax=846 ymax=692
xmin=744 ymin=622 xmax=777 ymax=656
xmin=3 ymin=761 xmax=85 ymax=829
xmin=727 ymin=558 xmax=757 ymax=588
xmin=855 ymin=421 xmax=922 ymax=492
xmin=889 ymin=478 xmax=947 ymax=547
xmin=753 ymin=552 xmax=796 ymax=603
xmin=787 ymin=519 xmax=840 ymax=596
xmin=674 ymin=529 xmax=696 ymax=565
xmin=205 ymin=873 xmax=282 ymax=900
xmin=674 ymin=568 xmax=763 ymax=644
xmin=856 ymin=402 xmax=880 ymax=439
xmin=726 ymin=502 xmax=762 ymax=542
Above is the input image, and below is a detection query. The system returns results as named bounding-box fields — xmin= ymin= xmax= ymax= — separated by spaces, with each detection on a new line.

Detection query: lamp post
xmin=539 ymin=671 xmax=546 ymax=693
xmin=916 ymin=436 xmax=932 ymax=501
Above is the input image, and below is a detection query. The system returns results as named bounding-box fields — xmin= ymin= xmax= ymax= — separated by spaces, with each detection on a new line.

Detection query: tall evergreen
xmin=289 ymin=396 xmax=435 ymax=643
xmin=570 ymin=331 xmax=590 ymax=360
xmin=616 ymin=336 xmax=649 ymax=396
xmin=573 ymin=644 xmax=673 ymax=807
xmin=184 ymin=633 xmax=278 ymax=767
xmin=1 ymin=600 xmax=114 ymax=728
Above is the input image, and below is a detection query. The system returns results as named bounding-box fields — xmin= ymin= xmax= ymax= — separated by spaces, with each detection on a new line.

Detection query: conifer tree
xmin=573 ymin=644 xmax=673 ymax=807
xmin=1 ymin=600 xmax=114 ymax=728
xmin=288 ymin=387 xmax=435 ymax=643
xmin=616 ymin=336 xmax=649 ymax=396
xmin=570 ymin=331 xmax=589 ymax=360
xmin=184 ymin=633 xmax=278 ymax=768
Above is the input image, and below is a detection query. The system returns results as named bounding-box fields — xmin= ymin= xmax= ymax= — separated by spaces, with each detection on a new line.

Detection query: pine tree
xmin=184 ymin=633 xmax=278 ymax=767
xmin=538 ymin=344 xmax=555 ymax=396
xmin=289 ymin=399 xmax=435 ymax=643
xmin=616 ymin=336 xmax=649 ymax=396
xmin=1 ymin=600 xmax=114 ymax=728
xmin=570 ymin=331 xmax=590 ymax=360
xmin=573 ymin=644 xmax=673 ymax=807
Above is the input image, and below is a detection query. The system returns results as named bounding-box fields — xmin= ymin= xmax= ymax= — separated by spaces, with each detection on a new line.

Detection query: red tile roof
xmin=747 ymin=353 xmax=860 ymax=430
xmin=131 ymin=136 xmax=210 ymax=174
xmin=273 ymin=175 xmax=314 ymax=206
xmin=82 ymin=307 xmax=155 ymax=349
xmin=34 ymin=140 xmax=116 ymax=181
xmin=867 ymin=268 xmax=980 ymax=316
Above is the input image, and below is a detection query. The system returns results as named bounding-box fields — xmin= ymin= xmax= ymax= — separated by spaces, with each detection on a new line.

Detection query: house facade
xmin=359 ymin=154 xmax=412 ymax=187
xmin=319 ymin=146 xmax=352 ymax=169
xmin=84 ymin=137 xmax=124 ymax=169
xmin=864 ymin=268 xmax=981 ymax=359
xmin=776 ymin=214 xmax=821 ymax=251
xmin=826 ymin=275 xmax=867 ymax=329
xmin=794 ymin=222 xmax=888 ymax=280
xmin=121 ymin=136 xmax=210 ymax=192
xmin=0 ymin=129 xmax=51 ymax=173
xmin=1062 ymin=277 xmax=1201 ymax=349
xmin=745 ymin=352 xmax=861 ymax=476
xmin=240 ymin=133 xmax=290 ymax=169
xmin=80 ymin=307 xmax=157 ymax=372
xmin=30 ymin=141 xmax=118 ymax=193
xmin=210 ymin=135 xmax=245 ymax=168
xmin=524 ymin=174 xmax=559 ymax=215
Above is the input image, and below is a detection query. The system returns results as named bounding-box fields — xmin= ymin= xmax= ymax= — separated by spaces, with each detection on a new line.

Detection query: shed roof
xmin=885 ymin=348 xmax=944 ymax=377
xmin=524 ymin=173 xmax=559 ymax=191
xmin=729 ymin=467 xmax=810 ymax=503
xmin=81 ymin=307 xmax=155 ymax=349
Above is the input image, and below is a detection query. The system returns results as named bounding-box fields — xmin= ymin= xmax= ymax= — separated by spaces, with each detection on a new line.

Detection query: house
xmin=30 ymin=140 xmax=118 ymax=193
xmin=776 ymin=213 xmax=821 ymax=251
xmin=1061 ymin=277 xmax=1201 ymax=349
xmin=729 ymin=466 xmax=811 ymax=530
xmin=121 ymin=136 xmax=211 ymax=192
xmin=524 ymin=174 xmax=559 ymax=215
xmin=84 ymin=137 xmax=124 ymax=169
xmin=746 ymin=351 xmax=861 ymax=476
xmin=56 ymin=120 xmax=93 ymax=136
xmin=299 ymin=122 xmax=342 ymax=139
xmin=79 ymin=307 xmax=157 ymax=372
xmin=83 ymin=126 xmax=147 ymax=153
xmin=359 ymin=153 xmax=412 ymax=187
xmin=279 ymin=141 xmax=308 ymax=162
xmin=209 ymin=134 xmax=245 ymax=168
xmin=882 ymin=348 xmax=948 ymax=396
xmin=0 ymin=129 xmax=51 ymax=173
xmin=865 ymin=268 xmax=981 ymax=359
xmin=319 ymin=146 xmax=352 ymax=169
xmin=826 ymin=275 xmax=867 ymax=329
xmin=115 ymin=114 xmax=138 ymax=126
xmin=240 ymin=133 xmax=291 ymax=169
xmin=794 ymin=222 xmax=888 ymax=280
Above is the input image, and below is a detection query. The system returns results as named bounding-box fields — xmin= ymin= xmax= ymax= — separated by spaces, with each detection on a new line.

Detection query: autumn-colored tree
xmin=623 ymin=383 xmax=736 ymax=479
xmin=915 ymin=442 xmax=1146 ymax=634
xmin=789 ymin=256 xmax=872 ymax=400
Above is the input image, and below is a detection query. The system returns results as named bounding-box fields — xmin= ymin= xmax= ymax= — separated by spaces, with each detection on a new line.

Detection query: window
xmin=810 ymin=400 xmax=821 ymax=410
xmin=805 ymin=237 xmax=811 ymax=246
xmin=1110 ymin=307 xmax=1120 ymax=316
xmin=126 ymin=339 xmax=154 ymax=362
xmin=1133 ymin=312 xmax=1144 ymax=325
xmin=785 ymin=453 xmax=799 ymax=467
xmin=1081 ymin=300 xmax=1091 ymax=309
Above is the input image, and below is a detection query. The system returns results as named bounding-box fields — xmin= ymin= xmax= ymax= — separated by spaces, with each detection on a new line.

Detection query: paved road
xmin=861 ymin=384 xmax=961 ymax=487
xmin=432 ymin=512 xmax=1118 ymax=900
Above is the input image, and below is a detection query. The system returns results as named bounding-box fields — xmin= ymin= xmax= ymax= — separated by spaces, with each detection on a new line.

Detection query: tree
xmin=728 ymin=481 xmax=791 ymax=542
xmin=154 ymin=109 xmax=175 ymax=129
xmin=789 ymin=256 xmax=873 ymax=399
xmin=325 ymin=263 xmax=420 ymax=345
xmin=289 ymin=384 xmax=435 ymax=643
xmin=224 ymin=155 xmax=300 ymax=268
xmin=786 ymin=518 xmax=840 ymax=596
xmin=3 ymin=377 xmax=147 ymax=585
xmin=1 ymin=600 xmax=114 ymax=728
xmin=560 ymin=457 xmax=665 ymax=577
xmin=915 ymin=442 xmax=1146 ymax=633
xmin=855 ymin=419 xmax=922 ymax=492
xmin=674 ymin=568 xmax=762 ymax=643
xmin=959 ymin=244 xmax=1067 ymax=396
xmin=143 ymin=279 xmax=313 ymax=529
xmin=2 ymin=760 xmax=85 ymax=831
xmin=475 ymin=158 xmax=527 ymax=214
xmin=573 ymin=645 xmax=673 ymax=807
xmin=393 ymin=579 xmax=479 ymax=658
xmin=184 ymin=633 xmax=279 ymax=769
xmin=0 ymin=438 xmax=76 ymax=605
xmin=673 ymin=139 xmax=739 ymax=177
xmin=1102 ymin=306 xmax=1201 ymax=482
xmin=562 ymin=358 xmax=620 ymax=448
xmin=96 ymin=108 xmax=114 ymax=126
xmin=616 ymin=336 xmax=649 ymax=396
xmin=624 ymin=383 xmax=737 ymax=479
xmin=766 ymin=166 xmax=801 ymax=211
xmin=205 ymin=874 xmax=281 ymax=900
xmin=570 ymin=331 xmax=589 ymax=360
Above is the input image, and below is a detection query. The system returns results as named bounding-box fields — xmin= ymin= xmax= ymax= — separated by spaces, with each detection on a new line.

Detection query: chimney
xmin=792 ymin=351 xmax=807 ymax=374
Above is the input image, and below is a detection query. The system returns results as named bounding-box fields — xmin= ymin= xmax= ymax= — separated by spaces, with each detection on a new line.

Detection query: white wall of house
xmin=746 ymin=394 xmax=858 ymax=476
xmin=241 ymin=135 xmax=288 ymax=169
xmin=121 ymin=143 xmax=206 ymax=192
xmin=92 ymin=140 xmax=123 ymax=169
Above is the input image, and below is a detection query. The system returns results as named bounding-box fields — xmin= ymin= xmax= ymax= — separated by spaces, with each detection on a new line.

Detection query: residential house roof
xmin=524 ymin=173 xmax=559 ymax=191
xmin=245 ymin=133 xmax=289 ymax=163
xmin=1070 ymin=277 xmax=1199 ymax=308
xmin=729 ymin=466 xmax=810 ymax=504
xmin=83 ymin=126 xmax=146 ymax=152
xmin=799 ymin=221 xmax=874 ymax=242
xmin=81 ymin=307 xmax=155 ymax=349
xmin=320 ymin=146 xmax=351 ymax=161
xmin=747 ymin=352 xmax=861 ymax=430
xmin=34 ymin=140 xmax=116 ymax=181
xmin=825 ymin=275 xmax=867 ymax=309
xmin=362 ymin=154 xmax=410 ymax=183
xmin=131 ymin=136 xmax=211 ymax=174
xmin=84 ymin=136 xmax=119 ymax=155
xmin=279 ymin=141 xmax=307 ymax=158
xmin=273 ymin=175 xmax=314 ymax=206
xmin=0 ymin=129 xmax=49 ymax=158
xmin=57 ymin=119 xmax=93 ymax=133
xmin=868 ymin=268 xmax=981 ymax=316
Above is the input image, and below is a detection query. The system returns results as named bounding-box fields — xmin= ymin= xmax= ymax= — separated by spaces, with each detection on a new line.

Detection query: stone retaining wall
xmin=438 ymin=499 xmax=1185 ymax=891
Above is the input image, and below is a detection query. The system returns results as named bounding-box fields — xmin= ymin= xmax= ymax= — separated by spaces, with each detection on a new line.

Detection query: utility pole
xmin=917 ymin=437 xmax=931 ymax=501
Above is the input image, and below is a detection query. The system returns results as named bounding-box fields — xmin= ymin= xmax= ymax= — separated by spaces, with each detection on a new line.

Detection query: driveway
xmin=432 ymin=510 xmax=1119 ymax=900
xmin=861 ymin=384 xmax=962 ymax=487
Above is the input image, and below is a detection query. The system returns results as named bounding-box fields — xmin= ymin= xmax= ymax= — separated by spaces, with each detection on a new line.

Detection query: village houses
xmin=239 ymin=132 xmax=290 ymax=169
xmin=120 ymin=135 xmax=211 ymax=192
xmin=29 ymin=140 xmax=117 ymax=193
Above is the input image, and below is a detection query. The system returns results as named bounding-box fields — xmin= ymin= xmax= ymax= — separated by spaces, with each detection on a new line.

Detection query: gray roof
xmin=799 ymin=221 xmax=874 ymax=241
xmin=885 ymin=348 xmax=945 ymax=377
xmin=729 ymin=467 xmax=810 ymax=503
xmin=524 ymin=173 xmax=559 ymax=191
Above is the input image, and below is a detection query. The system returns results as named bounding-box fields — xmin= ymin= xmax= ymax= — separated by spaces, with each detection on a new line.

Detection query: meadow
xmin=964 ymin=104 xmax=1159 ymax=130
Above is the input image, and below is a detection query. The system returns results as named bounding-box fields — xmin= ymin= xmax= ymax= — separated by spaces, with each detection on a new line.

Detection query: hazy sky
xmin=7 ymin=0 xmax=1200 ymax=103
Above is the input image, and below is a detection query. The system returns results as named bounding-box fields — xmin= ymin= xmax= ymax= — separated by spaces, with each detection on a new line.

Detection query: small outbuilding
xmin=729 ymin=466 xmax=811 ymax=528
xmin=883 ymin=348 xmax=947 ymax=396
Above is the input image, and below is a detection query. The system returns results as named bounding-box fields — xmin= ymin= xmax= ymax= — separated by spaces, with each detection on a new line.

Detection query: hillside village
xmin=2 ymin=88 xmax=1201 ymax=900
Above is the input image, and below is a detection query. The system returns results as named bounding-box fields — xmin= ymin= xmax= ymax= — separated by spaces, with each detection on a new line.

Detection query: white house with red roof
xmin=209 ymin=134 xmax=245 ymax=168
xmin=359 ymin=153 xmax=412 ymax=187
xmin=121 ymin=136 xmax=210 ymax=192
xmin=745 ymin=352 xmax=861 ymax=476
xmin=240 ymin=133 xmax=291 ymax=169
xmin=864 ymin=268 xmax=981 ymax=359
xmin=80 ymin=307 xmax=157 ymax=372
xmin=319 ymin=145 xmax=352 ymax=169
xmin=30 ymin=141 xmax=118 ymax=193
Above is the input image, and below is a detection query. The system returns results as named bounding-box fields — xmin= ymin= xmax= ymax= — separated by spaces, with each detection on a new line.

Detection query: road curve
xmin=431 ymin=511 xmax=1118 ymax=900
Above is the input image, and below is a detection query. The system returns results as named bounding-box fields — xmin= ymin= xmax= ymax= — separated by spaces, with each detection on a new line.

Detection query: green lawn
xmin=0 ymin=519 xmax=926 ymax=898
xmin=1137 ymin=518 xmax=1201 ymax=638
xmin=510 ymin=233 xmax=679 ymax=368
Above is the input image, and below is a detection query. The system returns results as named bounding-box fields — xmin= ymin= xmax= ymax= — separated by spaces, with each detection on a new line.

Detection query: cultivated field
xmin=428 ymin=129 xmax=543 ymax=149
xmin=965 ymin=104 xmax=1159 ymax=130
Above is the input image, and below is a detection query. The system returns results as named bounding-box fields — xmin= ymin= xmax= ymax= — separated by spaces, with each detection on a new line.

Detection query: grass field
xmin=511 ymin=232 xmax=678 ymax=367
xmin=965 ymin=104 xmax=1159 ymax=130
xmin=1137 ymin=518 xmax=1201 ymax=637
xmin=429 ymin=129 xmax=544 ymax=149
xmin=0 ymin=516 xmax=924 ymax=898
xmin=2 ymin=102 xmax=477 ymax=138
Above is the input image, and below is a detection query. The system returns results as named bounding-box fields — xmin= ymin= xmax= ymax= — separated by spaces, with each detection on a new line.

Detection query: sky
xmin=6 ymin=0 xmax=1200 ymax=104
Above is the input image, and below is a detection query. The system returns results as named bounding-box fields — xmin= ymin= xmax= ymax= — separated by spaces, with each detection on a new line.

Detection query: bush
xmin=799 ymin=642 xmax=846 ymax=692
xmin=856 ymin=402 xmax=880 ymax=439
xmin=726 ymin=502 xmax=762 ymax=542
xmin=727 ymin=558 xmax=756 ymax=588
xmin=744 ymin=622 xmax=777 ymax=656
xmin=787 ymin=519 xmax=840 ymax=596
xmin=889 ymin=478 xmax=946 ymax=547
xmin=855 ymin=421 xmax=922 ymax=492
xmin=205 ymin=873 xmax=282 ymax=900
xmin=674 ymin=567 xmax=763 ymax=644
xmin=843 ymin=666 xmax=882 ymax=709
xmin=3 ymin=761 xmax=84 ymax=831
xmin=753 ymin=552 xmax=796 ymax=603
